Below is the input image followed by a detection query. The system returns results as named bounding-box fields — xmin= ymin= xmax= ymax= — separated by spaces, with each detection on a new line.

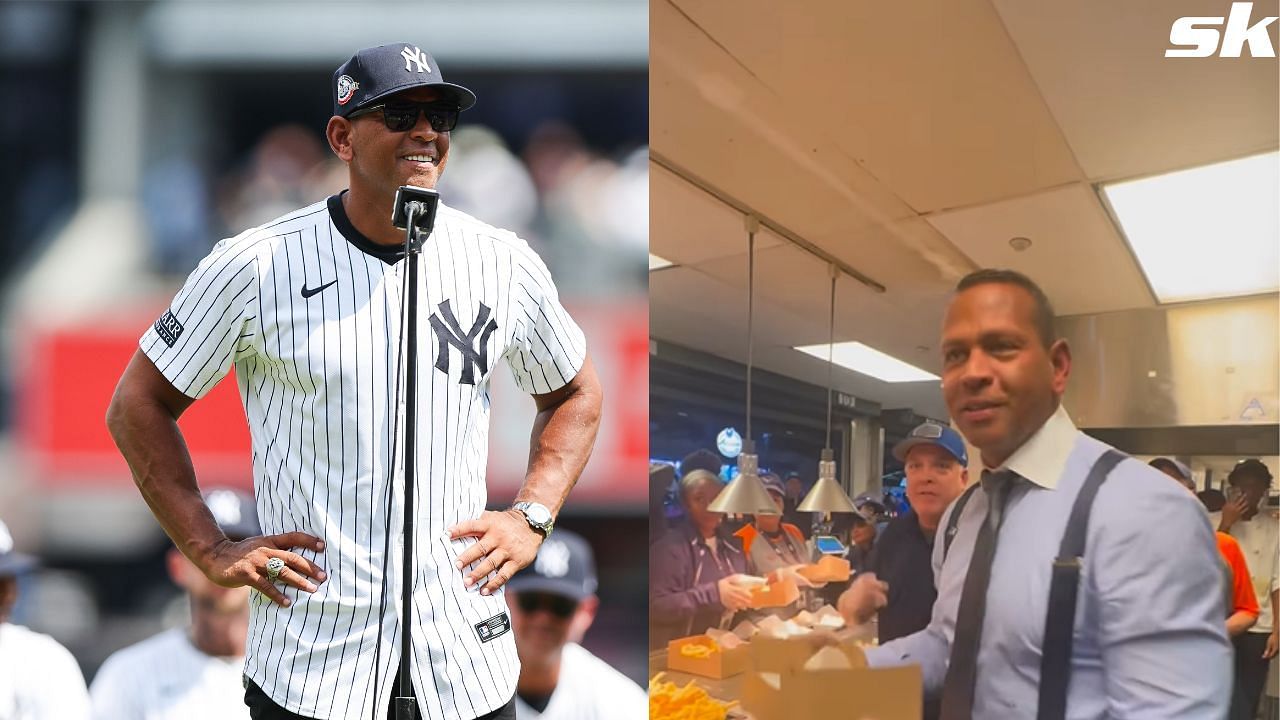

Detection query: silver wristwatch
xmin=512 ymin=501 xmax=554 ymax=538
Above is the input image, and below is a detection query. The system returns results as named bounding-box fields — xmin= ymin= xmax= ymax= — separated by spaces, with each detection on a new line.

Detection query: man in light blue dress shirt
xmin=840 ymin=269 xmax=1231 ymax=719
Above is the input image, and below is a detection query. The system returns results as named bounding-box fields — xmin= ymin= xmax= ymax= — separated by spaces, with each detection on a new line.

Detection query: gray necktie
xmin=939 ymin=470 xmax=1017 ymax=720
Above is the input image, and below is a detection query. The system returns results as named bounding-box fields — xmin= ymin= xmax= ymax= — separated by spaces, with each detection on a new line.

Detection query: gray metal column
xmin=847 ymin=417 xmax=884 ymax=499
xmin=82 ymin=1 xmax=147 ymax=200
xmin=10 ymin=1 xmax=154 ymax=321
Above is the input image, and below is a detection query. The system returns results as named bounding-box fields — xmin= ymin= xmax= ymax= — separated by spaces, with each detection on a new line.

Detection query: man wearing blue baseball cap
xmin=866 ymin=422 xmax=969 ymax=720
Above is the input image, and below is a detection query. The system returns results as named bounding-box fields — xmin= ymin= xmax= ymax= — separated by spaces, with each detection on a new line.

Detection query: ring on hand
xmin=265 ymin=557 xmax=285 ymax=581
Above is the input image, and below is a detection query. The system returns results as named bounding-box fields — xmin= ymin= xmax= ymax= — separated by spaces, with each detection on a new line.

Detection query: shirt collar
xmin=680 ymin=521 xmax=738 ymax=552
xmin=985 ymin=404 xmax=1078 ymax=490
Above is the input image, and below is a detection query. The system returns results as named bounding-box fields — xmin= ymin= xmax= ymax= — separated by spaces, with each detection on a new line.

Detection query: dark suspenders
xmin=1036 ymin=449 xmax=1124 ymax=720
xmin=939 ymin=449 xmax=1127 ymax=720
xmin=943 ymin=482 xmax=981 ymax=562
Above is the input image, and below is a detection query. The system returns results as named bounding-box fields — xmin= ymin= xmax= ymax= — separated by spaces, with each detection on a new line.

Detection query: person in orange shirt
xmin=740 ymin=475 xmax=810 ymax=576
xmin=1149 ymin=458 xmax=1259 ymax=635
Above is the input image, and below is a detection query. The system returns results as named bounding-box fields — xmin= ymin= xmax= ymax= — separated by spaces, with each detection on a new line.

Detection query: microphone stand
xmin=390 ymin=185 xmax=439 ymax=720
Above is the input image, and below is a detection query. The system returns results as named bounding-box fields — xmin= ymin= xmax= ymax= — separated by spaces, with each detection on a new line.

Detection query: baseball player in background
xmin=503 ymin=530 xmax=645 ymax=720
xmin=106 ymin=42 xmax=602 ymax=720
xmin=0 ymin=518 xmax=90 ymax=719
xmin=89 ymin=489 xmax=262 ymax=720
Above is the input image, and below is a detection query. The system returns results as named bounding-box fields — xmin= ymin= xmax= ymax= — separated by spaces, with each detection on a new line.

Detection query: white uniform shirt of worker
xmin=1217 ymin=510 xmax=1280 ymax=632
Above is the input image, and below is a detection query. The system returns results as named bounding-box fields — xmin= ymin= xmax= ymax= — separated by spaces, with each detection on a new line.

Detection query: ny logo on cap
xmin=535 ymin=540 xmax=571 ymax=578
xmin=402 ymin=45 xmax=432 ymax=73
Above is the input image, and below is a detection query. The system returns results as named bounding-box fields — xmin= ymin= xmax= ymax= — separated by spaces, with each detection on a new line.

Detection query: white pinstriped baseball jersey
xmin=89 ymin=628 xmax=247 ymax=720
xmin=140 ymin=193 xmax=587 ymax=720
xmin=0 ymin=622 xmax=90 ymax=720
xmin=511 ymin=644 xmax=646 ymax=720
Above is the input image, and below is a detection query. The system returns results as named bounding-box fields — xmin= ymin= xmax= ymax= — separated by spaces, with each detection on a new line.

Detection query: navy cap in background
xmin=0 ymin=520 xmax=37 ymax=577
xmin=203 ymin=488 xmax=261 ymax=541
xmin=507 ymin=529 xmax=598 ymax=602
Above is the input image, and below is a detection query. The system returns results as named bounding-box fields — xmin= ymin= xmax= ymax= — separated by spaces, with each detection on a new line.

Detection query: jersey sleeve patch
xmin=153 ymin=310 xmax=185 ymax=348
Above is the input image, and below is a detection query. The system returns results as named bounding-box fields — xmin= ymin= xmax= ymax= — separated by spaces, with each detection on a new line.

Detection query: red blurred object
xmin=18 ymin=324 xmax=253 ymax=490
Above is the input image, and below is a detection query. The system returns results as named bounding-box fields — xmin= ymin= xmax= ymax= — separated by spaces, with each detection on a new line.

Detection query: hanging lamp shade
xmin=806 ymin=265 xmax=858 ymax=518
xmin=708 ymin=441 xmax=778 ymax=515
xmin=798 ymin=448 xmax=857 ymax=514
xmin=708 ymin=215 xmax=776 ymax=517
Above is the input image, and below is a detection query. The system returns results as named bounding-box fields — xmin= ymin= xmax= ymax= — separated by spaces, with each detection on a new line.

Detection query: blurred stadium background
xmin=0 ymin=0 xmax=648 ymax=686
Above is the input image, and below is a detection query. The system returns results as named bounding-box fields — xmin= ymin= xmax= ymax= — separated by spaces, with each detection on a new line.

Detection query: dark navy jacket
xmin=648 ymin=521 xmax=749 ymax=649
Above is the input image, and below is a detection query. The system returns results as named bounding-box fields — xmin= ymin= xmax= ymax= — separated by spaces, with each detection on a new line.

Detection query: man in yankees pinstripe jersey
xmin=106 ymin=43 xmax=603 ymax=720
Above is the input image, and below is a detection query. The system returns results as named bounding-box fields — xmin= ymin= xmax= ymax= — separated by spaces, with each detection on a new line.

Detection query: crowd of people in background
xmin=142 ymin=121 xmax=648 ymax=302
xmin=650 ymin=419 xmax=1277 ymax=718
xmin=2 ymin=495 xmax=645 ymax=720
xmin=648 ymin=444 xmax=897 ymax=650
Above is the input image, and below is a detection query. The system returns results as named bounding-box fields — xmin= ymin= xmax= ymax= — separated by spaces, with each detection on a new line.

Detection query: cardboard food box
xmin=748 ymin=577 xmax=800 ymax=608
xmin=792 ymin=605 xmax=849 ymax=631
xmin=748 ymin=623 xmax=855 ymax=674
xmin=743 ymin=642 xmax=922 ymax=720
xmin=666 ymin=633 xmax=751 ymax=679
xmin=796 ymin=555 xmax=852 ymax=584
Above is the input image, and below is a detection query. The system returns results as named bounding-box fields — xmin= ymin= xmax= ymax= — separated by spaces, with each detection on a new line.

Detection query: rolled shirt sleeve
xmin=1090 ymin=483 xmax=1232 ymax=718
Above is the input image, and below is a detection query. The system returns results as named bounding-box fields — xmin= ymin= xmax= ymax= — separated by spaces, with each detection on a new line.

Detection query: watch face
xmin=524 ymin=504 xmax=553 ymax=525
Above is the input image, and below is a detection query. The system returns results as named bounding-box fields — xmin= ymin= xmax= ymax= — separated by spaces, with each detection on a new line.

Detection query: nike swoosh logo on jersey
xmin=300 ymin=280 xmax=337 ymax=298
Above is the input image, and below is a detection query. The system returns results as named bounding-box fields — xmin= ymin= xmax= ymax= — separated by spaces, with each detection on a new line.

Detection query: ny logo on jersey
xmin=429 ymin=299 xmax=498 ymax=385
xmin=401 ymin=45 xmax=432 ymax=73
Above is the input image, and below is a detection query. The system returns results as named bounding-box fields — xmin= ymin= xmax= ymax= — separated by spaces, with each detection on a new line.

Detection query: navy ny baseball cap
xmin=507 ymin=530 xmax=598 ymax=602
xmin=203 ymin=488 xmax=261 ymax=541
xmin=893 ymin=422 xmax=969 ymax=465
xmin=333 ymin=43 xmax=477 ymax=118
xmin=0 ymin=520 xmax=37 ymax=577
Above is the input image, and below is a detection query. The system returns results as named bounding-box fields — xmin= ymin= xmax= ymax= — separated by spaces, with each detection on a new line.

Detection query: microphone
xmin=391 ymin=185 xmax=440 ymax=234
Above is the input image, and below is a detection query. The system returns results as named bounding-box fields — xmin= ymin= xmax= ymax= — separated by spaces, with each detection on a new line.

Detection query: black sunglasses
xmin=515 ymin=592 xmax=578 ymax=619
xmin=349 ymin=101 xmax=460 ymax=133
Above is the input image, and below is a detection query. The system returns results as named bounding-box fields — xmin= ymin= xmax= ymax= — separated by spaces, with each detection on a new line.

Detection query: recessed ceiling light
xmin=649 ymin=253 xmax=674 ymax=271
xmin=1101 ymin=151 xmax=1279 ymax=303
xmin=794 ymin=342 xmax=939 ymax=383
xmin=1009 ymin=236 xmax=1032 ymax=251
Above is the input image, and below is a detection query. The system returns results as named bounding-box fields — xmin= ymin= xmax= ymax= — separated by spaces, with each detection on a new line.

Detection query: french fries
xmin=679 ymin=642 xmax=720 ymax=658
xmin=648 ymin=673 xmax=738 ymax=720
